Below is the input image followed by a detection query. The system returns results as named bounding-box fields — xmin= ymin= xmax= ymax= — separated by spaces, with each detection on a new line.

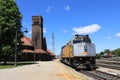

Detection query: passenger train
xmin=60 ymin=34 xmax=96 ymax=70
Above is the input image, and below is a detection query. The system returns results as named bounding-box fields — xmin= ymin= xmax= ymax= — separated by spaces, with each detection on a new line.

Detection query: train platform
xmin=0 ymin=59 xmax=92 ymax=80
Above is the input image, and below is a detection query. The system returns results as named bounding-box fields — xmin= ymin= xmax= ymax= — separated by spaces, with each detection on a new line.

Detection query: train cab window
xmin=84 ymin=45 xmax=87 ymax=52
xmin=73 ymin=40 xmax=82 ymax=44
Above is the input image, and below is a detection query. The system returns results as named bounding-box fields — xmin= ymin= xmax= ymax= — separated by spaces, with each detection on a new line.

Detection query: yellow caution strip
xmin=54 ymin=60 xmax=72 ymax=80
xmin=54 ymin=60 xmax=88 ymax=80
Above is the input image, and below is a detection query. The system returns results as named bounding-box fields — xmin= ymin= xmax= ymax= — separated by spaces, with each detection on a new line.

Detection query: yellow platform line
xmin=54 ymin=60 xmax=87 ymax=80
xmin=54 ymin=61 xmax=72 ymax=80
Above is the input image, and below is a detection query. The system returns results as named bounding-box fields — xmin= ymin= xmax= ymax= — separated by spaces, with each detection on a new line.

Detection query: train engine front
xmin=61 ymin=34 xmax=96 ymax=70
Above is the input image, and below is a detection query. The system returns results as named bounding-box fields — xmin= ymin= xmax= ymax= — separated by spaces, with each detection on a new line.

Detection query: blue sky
xmin=16 ymin=0 xmax=120 ymax=55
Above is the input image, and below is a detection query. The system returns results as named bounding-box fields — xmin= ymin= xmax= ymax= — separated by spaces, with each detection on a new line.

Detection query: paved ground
xmin=0 ymin=59 xmax=92 ymax=80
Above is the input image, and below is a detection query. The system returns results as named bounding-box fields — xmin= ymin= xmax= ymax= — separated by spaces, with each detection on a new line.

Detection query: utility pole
xmin=52 ymin=33 xmax=55 ymax=54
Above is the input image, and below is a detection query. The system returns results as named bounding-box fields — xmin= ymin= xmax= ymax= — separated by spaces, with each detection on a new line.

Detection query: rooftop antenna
xmin=52 ymin=33 xmax=55 ymax=54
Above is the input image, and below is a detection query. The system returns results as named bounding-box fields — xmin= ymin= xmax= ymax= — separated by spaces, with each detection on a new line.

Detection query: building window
xmin=34 ymin=21 xmax=39 ymax=24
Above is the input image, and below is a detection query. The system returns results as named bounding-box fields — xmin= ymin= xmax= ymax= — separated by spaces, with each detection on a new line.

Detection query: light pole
xmin=34 ymin=46 xmax=36 ymax=62
xmin=14 ymin=28 xmax=28 ymax=67
xmin=14 ymin=30 xmax=17 ymax=67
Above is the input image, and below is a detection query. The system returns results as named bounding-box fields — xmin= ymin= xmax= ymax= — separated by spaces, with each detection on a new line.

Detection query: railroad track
xmin=96 ymin=60 xmax=120 ymax=70
xmin=96 ymin=63 xmax=120 ymax=70
xmin=98 ymin=57 xmax=120 ymax=62
xmin=96 ymin=60 xmax=120 ymax=65
xmin=80 ymin=70 xmax=120 ymax=80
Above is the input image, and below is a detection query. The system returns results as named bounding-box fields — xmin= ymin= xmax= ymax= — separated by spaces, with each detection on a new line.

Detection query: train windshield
xmin=73 ymin=40 xmax=82 ymax=44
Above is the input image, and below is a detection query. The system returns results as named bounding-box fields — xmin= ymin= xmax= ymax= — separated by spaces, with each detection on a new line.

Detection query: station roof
xmin=21 ymin=36 xmax=33 ymax=46
xmin=35 ymin=49 xmax=47 ymax=53
xmin=21 ymin=36 xmax=55 ymax=56
xmin=22 ymin=49 xmax=34 ymax=53
xmin=47 ymin=50 xmax=55 ymax=56
xmin=21 ymin=36 xmax=34 ymax=53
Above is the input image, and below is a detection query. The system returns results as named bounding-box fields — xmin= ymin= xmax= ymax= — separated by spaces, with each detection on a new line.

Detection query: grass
xmin=0 ymin=61 xmax=36 ymax=69
xmin=0 ymin=65 xmax=15 ymax=69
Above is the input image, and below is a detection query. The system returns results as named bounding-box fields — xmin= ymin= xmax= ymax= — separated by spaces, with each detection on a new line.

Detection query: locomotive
xmin=60 ymin=34 xmax=96 ymax=70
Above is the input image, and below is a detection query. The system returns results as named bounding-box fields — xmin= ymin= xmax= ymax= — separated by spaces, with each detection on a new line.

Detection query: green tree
xmin=104 ymin=49 xmax=110 ymax=54
xmin=112 ymin=48 xmax=120 ymax=57
xmin=100 ymin=51 xmax=105 ymax=56
xmin=0 ymin=0 xmax=23 ymax=64
xmin=96 ymin=54 xmax=101 ymax=59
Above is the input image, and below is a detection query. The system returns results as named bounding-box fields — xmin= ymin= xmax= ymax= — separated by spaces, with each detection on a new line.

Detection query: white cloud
xmin=72 ymin=24 xmax=101 ymax=34
xmin=116 ymin=33 xmax=120 ymax=37
xmin=63 ymin=30 xmax=68 ymax=33
xmin=43 ymin=28 xmax=47 ymax=33
xmin=62 ymin=28 xmax=68 ymax=33
xmin=107 ymin=36 xmax=112 ymax=39
xmin=46 ymin=6 xmax=55 ymax=12
xmin=65 ymin=5 xmax=70 ymax=11
xmin=46 ymin=9 xmax=50 ymax=12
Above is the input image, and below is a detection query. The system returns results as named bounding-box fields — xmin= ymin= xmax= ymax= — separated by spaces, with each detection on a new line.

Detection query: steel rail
xmin=80 ymin=70 xmax=120 ymax=80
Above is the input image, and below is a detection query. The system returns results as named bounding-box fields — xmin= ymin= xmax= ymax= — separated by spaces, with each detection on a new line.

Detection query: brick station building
xmin=21 ymin=36 xmax=34 ymax=61
xmin=21 ymin=16 xmax=55 ymax=61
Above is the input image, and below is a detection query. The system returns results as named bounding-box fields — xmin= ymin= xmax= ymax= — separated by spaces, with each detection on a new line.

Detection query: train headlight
xmin=90 ymin=58 xmax=92 ymax=60
xmin=80 ymin=58 xmax=82 ymax=60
